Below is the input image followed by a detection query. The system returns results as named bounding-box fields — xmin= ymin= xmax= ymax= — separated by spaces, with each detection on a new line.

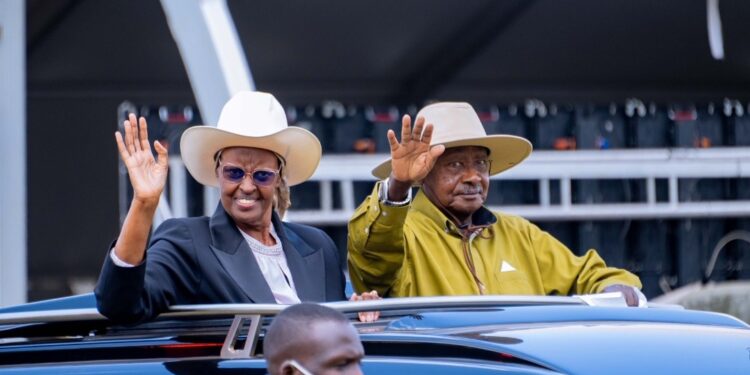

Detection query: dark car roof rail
xmin=169 ymin=295 xmax=587 ymax=316
xmin=0 ymin=295 xmax=613 ymax=326
xmin=0 ymin=308 xmax=105 ymax=325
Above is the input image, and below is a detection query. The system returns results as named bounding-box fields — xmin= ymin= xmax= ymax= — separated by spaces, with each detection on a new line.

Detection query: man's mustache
xmin=458 ymin=185 xmax=484 ymax=195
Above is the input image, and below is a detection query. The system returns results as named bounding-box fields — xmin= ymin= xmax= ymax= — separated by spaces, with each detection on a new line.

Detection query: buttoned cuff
xmin=110 ymin=248 xmax=140 ymax=268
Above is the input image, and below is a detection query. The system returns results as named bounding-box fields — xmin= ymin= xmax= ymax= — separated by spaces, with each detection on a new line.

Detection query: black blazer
xmin=95 ymin=205 xmax=346 ymax=324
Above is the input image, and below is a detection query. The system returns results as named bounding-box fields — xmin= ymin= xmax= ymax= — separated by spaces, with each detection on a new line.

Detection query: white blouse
xmin=237 ymin=224 xmax=301 ymax=304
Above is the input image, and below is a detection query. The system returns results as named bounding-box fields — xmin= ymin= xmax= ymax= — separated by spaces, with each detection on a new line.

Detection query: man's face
xmin=422 ymin=146 xmax=490 ymax=223
xmin=217 ymin=147 xmax=280 ymax=233
xmin=291 ymin=321 xmax=364 ymax=375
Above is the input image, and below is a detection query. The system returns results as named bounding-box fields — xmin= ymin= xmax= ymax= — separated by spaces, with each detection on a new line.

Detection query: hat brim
xmin=180 ymin=125 xmax=321 ymax=187
xmin=371 ymin=135 xmax=532 ymax=180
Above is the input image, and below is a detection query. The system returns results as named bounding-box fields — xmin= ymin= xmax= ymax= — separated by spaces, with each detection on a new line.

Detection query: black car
xmin=1 ymin=294 xmax=749 ymax=374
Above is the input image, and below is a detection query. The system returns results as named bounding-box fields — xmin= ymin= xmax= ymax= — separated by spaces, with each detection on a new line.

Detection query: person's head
xmin=180 ymin=91 xmax=322 ymax=227
xmin=371 ymin=102 xmax=533 ymax=223
xmin=214 ymin=146 xmax=288 ymax=233
xmin=264 ymin=303 xmax=364 ymax=375
xmin=422 ymin=145 xmax=490 ymax=224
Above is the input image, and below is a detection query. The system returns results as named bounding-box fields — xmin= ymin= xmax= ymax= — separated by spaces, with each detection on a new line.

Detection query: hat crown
xmin=417 ymin=102 xmax=487 ymax=145
xmin=217 ymin=91 xmax=288 ymax=136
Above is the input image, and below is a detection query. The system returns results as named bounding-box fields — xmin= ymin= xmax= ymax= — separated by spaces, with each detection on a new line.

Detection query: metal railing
xmin=154 ymin=147 xmax=750 ymax=226
xmin=0 ymin=295 xmax=590 ymax=325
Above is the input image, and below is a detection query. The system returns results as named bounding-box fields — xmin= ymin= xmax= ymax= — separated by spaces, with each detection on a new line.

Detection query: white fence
xmin=154 ymin=147 xmax=750 ymax=226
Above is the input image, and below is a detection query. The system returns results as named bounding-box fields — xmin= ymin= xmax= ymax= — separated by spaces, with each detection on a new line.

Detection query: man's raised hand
xmin=387 ymin=115 xmax=445 ymax=185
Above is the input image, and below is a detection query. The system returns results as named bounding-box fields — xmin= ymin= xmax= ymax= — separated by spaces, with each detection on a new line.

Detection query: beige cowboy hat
xmin=372 ymin=102 xmax=533 ymax=179
xmin=180 ymin=91 xmax=321 ymax=187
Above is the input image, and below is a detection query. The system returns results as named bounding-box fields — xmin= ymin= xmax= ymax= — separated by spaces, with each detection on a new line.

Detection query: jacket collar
xmin=411 ymin=189 xmax=497 ymax=234
xmin=268 ymin=211 xmax=325 ymax=301
xmin=208 ymin=204 xmax=324 ymax=303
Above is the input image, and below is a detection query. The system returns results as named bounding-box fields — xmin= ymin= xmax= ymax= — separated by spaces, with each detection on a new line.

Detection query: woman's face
xmin=216 ymin=147 xmax=280 ymax=233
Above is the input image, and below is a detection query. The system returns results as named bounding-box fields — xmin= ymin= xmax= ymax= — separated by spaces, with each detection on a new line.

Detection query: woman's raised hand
xmin=115 ymin=114 xmax=169 ymax=205
xmin=387 ymin=115 xmax=445 ymax=185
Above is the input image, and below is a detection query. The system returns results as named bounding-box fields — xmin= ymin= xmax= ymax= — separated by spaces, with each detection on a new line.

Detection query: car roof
xmin=0 ymin=293 xmax=96 ymax=314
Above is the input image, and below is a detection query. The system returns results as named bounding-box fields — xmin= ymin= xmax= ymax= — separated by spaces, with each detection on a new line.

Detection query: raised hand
xmin=387 ymin=115 xmax=445 ymax=185
xmin=115 ymin=114 xmax=168 ymax=205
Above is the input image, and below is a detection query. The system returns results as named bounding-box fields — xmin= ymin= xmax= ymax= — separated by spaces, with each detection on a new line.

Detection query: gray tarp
xmin=652 ymin=281 xmax=750 ymax=323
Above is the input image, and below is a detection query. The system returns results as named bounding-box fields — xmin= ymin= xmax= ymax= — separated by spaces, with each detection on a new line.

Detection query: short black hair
xmin=263 ymin=303 xmax=350 ymax=369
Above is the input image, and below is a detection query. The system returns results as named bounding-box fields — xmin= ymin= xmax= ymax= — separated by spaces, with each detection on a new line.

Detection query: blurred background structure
xmin=1 ymin=0 xmax=750 ymax=309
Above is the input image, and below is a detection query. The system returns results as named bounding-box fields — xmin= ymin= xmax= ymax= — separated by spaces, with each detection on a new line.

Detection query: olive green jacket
xmin=348 ymin=182 xmax=642 ymax=297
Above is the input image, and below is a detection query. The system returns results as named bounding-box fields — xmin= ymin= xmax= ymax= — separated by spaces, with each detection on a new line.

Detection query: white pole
xmin=0 ymin=0 xmax=27 ymax=306
xmin=707 ymin=0 xmax=724 ymax=60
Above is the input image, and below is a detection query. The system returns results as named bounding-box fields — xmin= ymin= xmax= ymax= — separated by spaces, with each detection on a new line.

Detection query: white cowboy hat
xmin=372 ymin=102 xmax=532 ymax=179
xmin=180 ymin=91 xmax=321 ymax=187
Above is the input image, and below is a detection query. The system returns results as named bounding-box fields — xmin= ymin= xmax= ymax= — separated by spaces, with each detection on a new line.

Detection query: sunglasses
xmin=220 ymin=165 xmax=280 ymax=186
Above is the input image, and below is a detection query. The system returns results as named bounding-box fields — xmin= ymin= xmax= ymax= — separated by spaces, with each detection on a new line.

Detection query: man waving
xmin=347 ymin=102 xmax=644 ymax=306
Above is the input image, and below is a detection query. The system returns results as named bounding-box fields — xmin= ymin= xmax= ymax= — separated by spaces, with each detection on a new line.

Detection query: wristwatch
xmin=379 ymin=178 xmax=412 ymax=206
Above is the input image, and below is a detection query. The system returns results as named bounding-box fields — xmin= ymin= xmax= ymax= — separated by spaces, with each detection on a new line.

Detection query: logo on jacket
xmin=500 ymin=261 xmax=516 ymax=273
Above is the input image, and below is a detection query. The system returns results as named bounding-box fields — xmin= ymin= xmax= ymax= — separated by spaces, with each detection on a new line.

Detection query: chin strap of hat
xmin=461 ymin=239 xmax=487 ymax=295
